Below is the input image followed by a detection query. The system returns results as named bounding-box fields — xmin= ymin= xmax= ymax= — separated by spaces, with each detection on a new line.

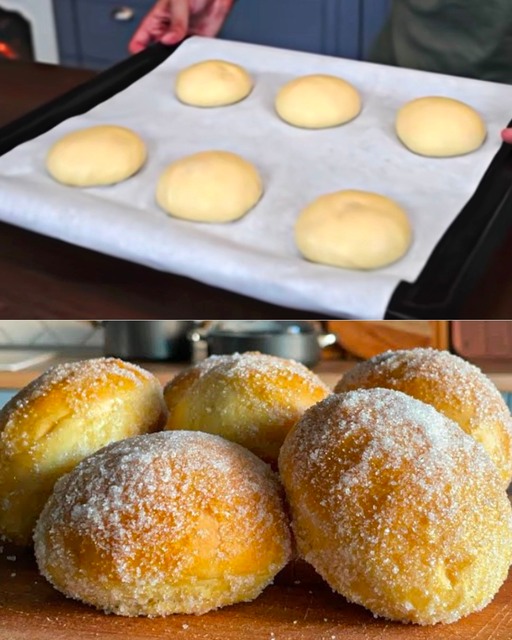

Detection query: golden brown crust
xmin=164 ymin=352 xmax=331 ymax=464
xmin=0 ymin=357 xmax=167 ymax=545
xmin=34 ymin=430 xmax=292 ymax=616
xmin=279 ymin=389 xmax=512 ymax=625
xmin=334 ymin=348 xmax=512 ymax=486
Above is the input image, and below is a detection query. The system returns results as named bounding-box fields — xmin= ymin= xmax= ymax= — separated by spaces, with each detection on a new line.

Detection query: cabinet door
xmin=54 ymin=0 xmax=78 ymax=62
xmin=334 ymin=0 xmax=361 ymax=59
xmin=360 ymin=0 xmax=391 ymax=58
xmin=74 ymin=0 xmax=154 ymax=68
xmin=220 ymin=0 xmax=353 ymax=57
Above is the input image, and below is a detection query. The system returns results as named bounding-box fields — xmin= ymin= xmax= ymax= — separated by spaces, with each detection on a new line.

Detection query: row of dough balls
xmin=176 ymin=59 xmax=487 ymax=158
xmin=1 ymin=349 xmax=512 ymax=625
xmin=46 ymin=129 xmax=411 ymax=270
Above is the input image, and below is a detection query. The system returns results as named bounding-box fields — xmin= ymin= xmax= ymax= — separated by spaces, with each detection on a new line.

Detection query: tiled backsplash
xmin=0 ymin=321 xmax=103 ymax=347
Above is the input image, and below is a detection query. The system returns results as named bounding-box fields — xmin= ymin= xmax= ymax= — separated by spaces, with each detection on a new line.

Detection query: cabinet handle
xmin=110 ymin=6 xmax=135 ymax=21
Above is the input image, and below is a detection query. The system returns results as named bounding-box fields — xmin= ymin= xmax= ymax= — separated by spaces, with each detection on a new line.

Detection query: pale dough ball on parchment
xmin=175 ymin=59 xmax=253 ymax=107
xmin=396 ymin=96 xmax=487 ymax=157
xmin=275 ymin=74 xmax=362 ymax=129
xmin=46 ymin=125 xmax=147 ymax=187
xmin=295 ymin=190 xmax=412 ymax=270
xmin=156 ymin=150 xmax=263 ymax=223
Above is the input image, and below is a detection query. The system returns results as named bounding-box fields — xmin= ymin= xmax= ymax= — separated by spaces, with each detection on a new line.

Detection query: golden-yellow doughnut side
xmin=335 ymin=347 xmax=512 ymax=486
xmin=164 ymin=352 xmax=331 ymax=463
xmin=279 ymin=389 xmax=512 ymax=625
xmin=0 ymin=357 xmax=167 ymax=545
xmin=34 ymin=431 xmax=292 ymax=616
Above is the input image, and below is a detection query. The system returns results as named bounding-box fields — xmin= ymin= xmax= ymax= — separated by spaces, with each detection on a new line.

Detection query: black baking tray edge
xmin=0 ymin=41 xmax=511 ymax=320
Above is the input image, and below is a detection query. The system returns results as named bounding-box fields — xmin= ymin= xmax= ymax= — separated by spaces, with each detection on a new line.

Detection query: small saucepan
xmin=188 ymin=321 xmax=337 ymax=368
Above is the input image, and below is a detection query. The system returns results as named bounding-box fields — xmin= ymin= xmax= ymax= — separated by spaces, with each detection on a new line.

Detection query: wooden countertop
xmin=2 ymin=545 xmax=511 ymax=640
xmin=1 ymin=59 xmax=512 ymax=319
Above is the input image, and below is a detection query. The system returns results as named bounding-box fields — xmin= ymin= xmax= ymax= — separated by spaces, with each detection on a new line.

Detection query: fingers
xmin=160 ymin=0 xmax=190 ymax=44
xmin=501 ymin=128 xmax=512 ymax=144
xmin=129 ymin=18 xmax=153 ymax=54
xmin=129 ymin=0 xmax=170 ymax=53
xmin=129 ymin=0 xmax=190 ymax=53
xmin=189 ymin=0 xmax=234 ymax=37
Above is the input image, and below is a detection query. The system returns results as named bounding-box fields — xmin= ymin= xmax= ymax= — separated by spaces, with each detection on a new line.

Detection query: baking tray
xmin=0 ymin=42 xmax=511 ymax=320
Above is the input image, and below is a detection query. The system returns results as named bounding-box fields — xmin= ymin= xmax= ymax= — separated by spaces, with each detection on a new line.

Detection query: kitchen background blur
xmin=2 ymin=1 xmax=389 ymax=69
xmin=0 ymin=320 xmax=511 ymax=410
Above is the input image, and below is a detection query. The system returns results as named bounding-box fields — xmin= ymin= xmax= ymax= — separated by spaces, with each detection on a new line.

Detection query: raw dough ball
xmin=0 ymin=358 xmax=167 ymax=546
xmin=275 ymin=74 xmax=362 ymax=129
xmin=34 ymin=431 xmax=292 ymax=616
xmin=175 ymin=59 xmax=253 ymax=107
xmin=295 ymin=190 xmax=412 ymax=270
xmin=279 ymin=389 xmax=512 ymax=625
xmin=46 ymin=125 xmax=147 ymax=186
xmin=395 ymin=96 xmax=487 ymax=157
xmin=156 ymin=150 xmax=263 ymax=222
xmin=335 ymin=347 xmax=512 ymax=486
xmin=163 ymin=352 xmax=331 ymax=464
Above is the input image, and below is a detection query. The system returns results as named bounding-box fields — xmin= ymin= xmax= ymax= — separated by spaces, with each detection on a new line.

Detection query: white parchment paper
xmin=1 ymin=37 xmax=512 ymax=318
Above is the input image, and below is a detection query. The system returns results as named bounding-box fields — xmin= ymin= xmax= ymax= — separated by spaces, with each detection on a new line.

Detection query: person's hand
xmin=129 ymin=0 xmax=234 ymax=54
xmin=501 ymin=128 xmax=512 ymax=144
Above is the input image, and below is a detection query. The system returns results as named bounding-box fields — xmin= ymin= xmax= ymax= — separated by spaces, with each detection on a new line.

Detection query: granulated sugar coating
xmin=0 ymin=357 xmax=167 ymax=545
xmin=34 ymin=430 xmax=292 ymax=616
xmin=278 ymin=389 xmax=512 ymax=625
xmin=164 ymin=352 xmax=331 ymax=464
xmin=335 ymin=347 xmax=512 ymax=486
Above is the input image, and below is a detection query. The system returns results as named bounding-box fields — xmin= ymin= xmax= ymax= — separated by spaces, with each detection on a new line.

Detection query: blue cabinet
xmin=74 ymin=0 xmax=154 ymax=69
xmin=334 ymin=0 xmax=362 ymax=59
xmin=54 ymin=0 xmax=391 ymax=70
xmin=220 ymin=0 xmax=340 ymax=56
xmin=360 ymin=0 xmax=392 ymax=58
xmin=220 ymin=0 xmax=390 ymax=61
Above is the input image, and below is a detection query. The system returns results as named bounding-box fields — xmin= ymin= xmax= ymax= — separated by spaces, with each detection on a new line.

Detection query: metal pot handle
xmin=188 ymin=327 xmax=209 ymax=363
xmin=317 ymin=332 xmax=337 ymax=349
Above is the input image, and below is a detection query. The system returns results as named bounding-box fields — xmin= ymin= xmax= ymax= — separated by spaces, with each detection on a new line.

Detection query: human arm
xmin=129 ymin=0 xmax=234 ymax=54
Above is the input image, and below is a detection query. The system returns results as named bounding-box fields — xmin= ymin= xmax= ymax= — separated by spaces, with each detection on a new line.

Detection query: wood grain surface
xmin=1 ymin=543 xmax=511 ymax=640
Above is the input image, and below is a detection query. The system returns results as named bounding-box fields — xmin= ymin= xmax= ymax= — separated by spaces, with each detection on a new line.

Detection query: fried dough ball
xmin=0 ymin=358 xmax=167 ymax=545
xmin=163 ymin=352 xmax=331 ymax=464
xmin=335 ymin=348 xmax=512 ymax=486
xmin=34 ymin=431 xmax=292 ymax=616
xmin=279 ymin=389 xmax=512 ymax=625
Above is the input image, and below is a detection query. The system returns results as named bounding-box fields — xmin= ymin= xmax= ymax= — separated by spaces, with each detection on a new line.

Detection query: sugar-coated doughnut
xmin=34 ymin=431 xmax=292 ymax=616
xmin=278 ymin=389 xmax=512 ymax=625
xmin=335 ymin=348 xmax=512 ymax=486
xmin=0 ymin=358 xmax=167 ymax=546
xmin=163 ymin=352 xmax=331 ymax=464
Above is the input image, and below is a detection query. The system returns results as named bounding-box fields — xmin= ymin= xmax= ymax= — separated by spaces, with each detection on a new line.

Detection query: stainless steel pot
xmin=189 ymin=321 xmax=336 ymax=368
xmin=103 ymin=321 xmax=196 ymax=361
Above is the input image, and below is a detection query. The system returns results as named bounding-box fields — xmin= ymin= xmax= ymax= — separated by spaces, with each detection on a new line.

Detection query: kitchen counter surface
xmin=1 ymin=59 xmax=512 ymax=319
xmin=1 ymin=352 xmax=512 ymax=392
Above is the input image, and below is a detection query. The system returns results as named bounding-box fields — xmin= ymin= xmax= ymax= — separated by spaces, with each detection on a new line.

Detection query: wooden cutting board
xmin=1 ymin=544 xmax=511 ymax=640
